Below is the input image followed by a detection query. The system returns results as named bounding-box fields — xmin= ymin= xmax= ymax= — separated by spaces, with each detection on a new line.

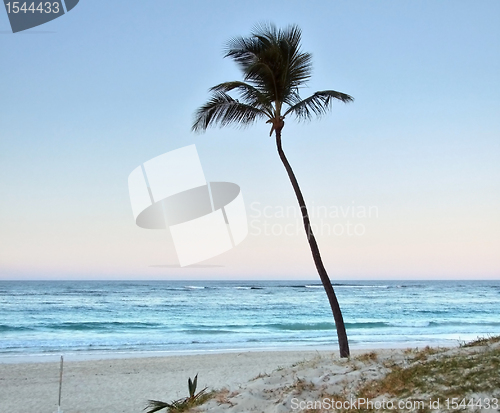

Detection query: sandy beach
xmin=0 ymin=350 xmax=332 ymax=413
xmin=1 ymin=337 xmax=499 ymax=413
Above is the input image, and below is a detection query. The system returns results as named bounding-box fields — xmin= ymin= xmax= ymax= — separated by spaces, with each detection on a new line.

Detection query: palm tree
xmin=192 ymin=23 xmax=353 ymax=358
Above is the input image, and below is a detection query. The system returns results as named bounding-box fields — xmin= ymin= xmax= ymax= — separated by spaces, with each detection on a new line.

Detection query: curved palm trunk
xmin=275 ymin=129 xmax=350 ymax=358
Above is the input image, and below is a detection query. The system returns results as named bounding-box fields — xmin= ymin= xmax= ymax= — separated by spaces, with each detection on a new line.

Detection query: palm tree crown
xmin=192 ymin=23 xmax=353 ymax=135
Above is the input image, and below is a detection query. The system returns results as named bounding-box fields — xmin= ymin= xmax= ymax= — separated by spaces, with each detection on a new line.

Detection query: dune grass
xmin=306 ymin=336 xmax=500 ymax=413
xmin=359 ymin=336 xmax=500 ymax=402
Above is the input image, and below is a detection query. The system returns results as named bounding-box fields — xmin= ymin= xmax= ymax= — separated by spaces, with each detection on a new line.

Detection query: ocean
xmin=1 ymin=280 xmax=499 ymax=362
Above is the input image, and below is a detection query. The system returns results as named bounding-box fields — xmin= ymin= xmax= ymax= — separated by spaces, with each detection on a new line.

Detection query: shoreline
xmin=0 ymin=339 xmax=460 ymax=364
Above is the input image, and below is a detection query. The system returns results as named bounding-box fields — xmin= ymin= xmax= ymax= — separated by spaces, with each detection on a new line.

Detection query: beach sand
xmin=0 ymin=350 xmax=332 ymax=413
xmin=1 ymin=339 xmax=499 ymax=413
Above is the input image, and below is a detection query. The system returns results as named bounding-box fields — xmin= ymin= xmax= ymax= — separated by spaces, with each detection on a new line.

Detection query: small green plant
xmin=144 ymin=374 xmax=212 ymax=413
xmin=187 ymin=375 xmax=199 ymax=399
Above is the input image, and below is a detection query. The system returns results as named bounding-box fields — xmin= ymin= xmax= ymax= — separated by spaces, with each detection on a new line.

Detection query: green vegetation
xmin=144 ymin=374 xmax=213 ymax=413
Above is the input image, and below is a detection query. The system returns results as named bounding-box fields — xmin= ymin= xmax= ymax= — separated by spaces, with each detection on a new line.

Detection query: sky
xmin=0 ymin=0 xmax=499 ymax=280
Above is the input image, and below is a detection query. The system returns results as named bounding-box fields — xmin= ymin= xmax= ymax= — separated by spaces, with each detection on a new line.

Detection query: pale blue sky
xmin=1 ymin=1 xmax=499 ymax=279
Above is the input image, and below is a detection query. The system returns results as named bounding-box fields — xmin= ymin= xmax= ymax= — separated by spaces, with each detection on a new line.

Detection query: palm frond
xmin=278 ymin=25 xmax=312 ymax=90
xmin=192 ymin=91 xmax=267 ymax=132
xmin=283 ymin=90 xmax=354 ymax=120
xmin=144 ymin=400 xmax=173 ymax=413
xmin=223 ymin=23 xmax=313 ymax=106
xmin=225 ymin=35 xmax=262 ymax=73
xmin=209 ymin=81 xmax=274 ymax=117
xmin=285 ymin=51 xmax=312 ymax=89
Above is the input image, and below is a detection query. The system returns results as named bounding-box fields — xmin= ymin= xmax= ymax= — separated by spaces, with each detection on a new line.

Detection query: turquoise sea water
xmin=1 ymin=280 xmax=499 ymax=360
